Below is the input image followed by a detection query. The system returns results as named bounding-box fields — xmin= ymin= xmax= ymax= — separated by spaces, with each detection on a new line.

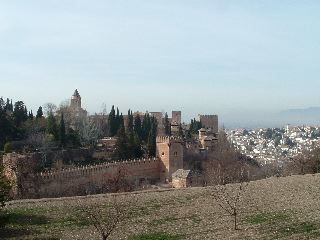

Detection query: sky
xmin=1 ymin=0 xmax=320 ymax=127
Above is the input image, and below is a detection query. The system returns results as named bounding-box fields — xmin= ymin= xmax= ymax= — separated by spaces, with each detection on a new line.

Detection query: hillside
xmin=2 ymin=174 xmax=320 ymax=240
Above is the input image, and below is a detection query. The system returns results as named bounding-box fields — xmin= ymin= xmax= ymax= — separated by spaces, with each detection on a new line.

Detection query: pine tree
xmin=36 ymin=106 xmax=43 ymax=119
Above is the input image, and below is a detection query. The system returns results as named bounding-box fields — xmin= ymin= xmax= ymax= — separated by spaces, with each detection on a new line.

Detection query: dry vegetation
xmin=1 ymin=173 xmax=320 ymax=239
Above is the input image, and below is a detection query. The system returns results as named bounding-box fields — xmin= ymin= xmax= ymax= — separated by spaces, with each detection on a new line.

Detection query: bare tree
xmin=43 ymin=102 xmax=57 ymax=116
xmin=105 ymin=165 xmax=134 ymax=193
xmin=77 ymin=117 xmax=102 ymax=147
xmin=212 ymin=181 xmax=249 ymax=230
xmin=75 ymin=196 xmax=129 ymax=240
xmin=284 ymin=148 xmax=320 ymax=175
xmin=204 ymin=130 xmax=256 ymax=185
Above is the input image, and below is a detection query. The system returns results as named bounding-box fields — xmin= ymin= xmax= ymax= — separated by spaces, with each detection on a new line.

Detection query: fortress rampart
xmin=3 ymin=134 xmax=187 ymax=199
xmin=3 ymin=153 xmax=161 ymax=199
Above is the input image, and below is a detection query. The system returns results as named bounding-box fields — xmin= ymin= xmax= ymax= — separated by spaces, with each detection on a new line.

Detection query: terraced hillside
xmin=1 ymin=174 xmax=320 ymax=239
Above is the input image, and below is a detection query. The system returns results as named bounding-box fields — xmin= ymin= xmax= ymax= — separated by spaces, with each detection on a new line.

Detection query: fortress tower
xmin=156 ymin=136 xmax=184 ymax=182
xmin=171 ymin=111 xmax=181 ymax=125
xmin=70 ymin=89 xmax=82 ymax=110
xmin=199 ymin=114 xmax=218 ymax=133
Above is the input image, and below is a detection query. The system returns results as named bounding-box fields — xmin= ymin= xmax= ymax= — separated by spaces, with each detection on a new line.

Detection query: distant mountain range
xmin=279 ymin=107 xmax=320 ymax=117
xmin=222 ymin=107 xmax=320 ymax=129
xmin=275 ymin=107 xmax=320 ymax=126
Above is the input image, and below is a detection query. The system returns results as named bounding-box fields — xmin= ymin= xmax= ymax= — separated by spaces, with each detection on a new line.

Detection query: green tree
xmin=36 ymin=106 xmax=43 ymax=119
xmin=28 ymin=110 xmax=34 ymax=120
xmin=178 ymin=124 xmax=184 ymax=138
xmin=59 ymin=114 xmax=66 ymax=147
xmin=114 ymin=123 xmax=128 ymax=160
xmin=4 ymin=142 xmax=12 ymax=153
xmin=134 ymin=114 xmax=142 ymax=140
xmin=0 ymin=99 xmax=14 ymax=148
xmin=108 ymin=105 xmax=117 ymax=136
xmin=13 ymin=101 xmax=28 ymax=127
xmin=164 ymin=112 xmax=171 ymax=136
xmin=4 ymin=98 xmax=13 ymax=112
xmin=189 ymin=118 xmax=202 ymax=135
xmin=147 ymin=117 xmax=157 ymax=157
xmin=0 ymin=167 xmax=11 ymax=207
xmin=46 ymin=113 xmax=58 ymax=140
xmin=127 ymin=110 xmax=134 ymax=134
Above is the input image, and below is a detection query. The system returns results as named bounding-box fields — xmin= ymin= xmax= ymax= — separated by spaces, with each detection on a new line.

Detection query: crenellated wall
xmin=3 ymin=135 xmax=186 ymax=199
xmin=3 ymin=153 xmax=161 ymax=198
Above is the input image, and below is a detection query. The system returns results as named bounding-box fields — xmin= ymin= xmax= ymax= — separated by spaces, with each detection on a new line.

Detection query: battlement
xmin=199 ymin=114 xmax=218 ymax=118
xmin=36 ymin=157 xmax=159 ymax=180
xmin=156 ymin=135 xmax=183 ymax=143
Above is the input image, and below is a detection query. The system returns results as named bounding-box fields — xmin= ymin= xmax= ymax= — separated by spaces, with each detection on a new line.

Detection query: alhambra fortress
xmin=3 ymin=90 xmax=219 ymax=199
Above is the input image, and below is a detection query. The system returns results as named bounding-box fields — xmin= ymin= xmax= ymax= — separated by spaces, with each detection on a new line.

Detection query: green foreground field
xmin=1 ymin=174 xmax=320 ymax=240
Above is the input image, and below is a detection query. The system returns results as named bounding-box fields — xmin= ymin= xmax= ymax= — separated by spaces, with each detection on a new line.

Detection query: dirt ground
xmin=3 ymin=173 xmax=320 ymax=239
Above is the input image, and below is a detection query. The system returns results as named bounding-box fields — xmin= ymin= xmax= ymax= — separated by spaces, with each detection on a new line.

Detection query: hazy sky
xmin=1 ymin=1 xmax=320 ymax=125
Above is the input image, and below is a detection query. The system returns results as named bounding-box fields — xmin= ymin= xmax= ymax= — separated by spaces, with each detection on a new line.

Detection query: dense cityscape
xmin=227 ymin=125 xmax=320 ymax=164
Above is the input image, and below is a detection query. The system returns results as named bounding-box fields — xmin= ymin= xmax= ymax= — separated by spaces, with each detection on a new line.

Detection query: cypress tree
xmin=147 ymin=117 xmax=157 ymax=157
xmin=178 ymin=124 xmax=184 ymax=138
xmin=59 ymin=114 xmax=66 ymax=147
xmin=108 ymin=105 xmax=116 ymax=136
xmin=46 ymin=113 xmax=58 ymax=140
xmin=28 ymin=110 xmax=34 ymax=120
xmin=164 ymin=112 xmax=171 ymax=136
xmin=134 ymin=114 xmax=142 ymax=140
xmin=127 ymin=110 xmax=133 ymax=134
xmin=24 ymin=106 xmax=28 ymax=121
xmin=114 ymin=123 xmax=128 ymax=160
xmin=133 ymin=133 xmax=143 ymax=158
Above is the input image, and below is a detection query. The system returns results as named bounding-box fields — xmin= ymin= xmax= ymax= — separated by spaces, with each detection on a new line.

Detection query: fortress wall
xmin=33 ymin=158 xmax=160 ymax=198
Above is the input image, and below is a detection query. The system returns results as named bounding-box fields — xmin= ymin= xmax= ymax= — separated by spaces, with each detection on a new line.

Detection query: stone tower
xmin=199 ymin=115 xmax=218 ymax=133
xmin=156 ymin=136 xmax=184 ymax=182
xmin=70 ymin=89 xmax=81 ymax=110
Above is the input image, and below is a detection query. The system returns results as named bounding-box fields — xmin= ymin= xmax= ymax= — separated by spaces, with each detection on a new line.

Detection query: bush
xmin=0 ymin=167 xmax=11 ymax=207
xmin=3 ymin=142 xmax=12 ymax=153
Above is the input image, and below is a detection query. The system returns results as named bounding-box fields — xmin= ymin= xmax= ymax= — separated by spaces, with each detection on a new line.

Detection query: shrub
xmin=3 ymin=142 xmax=12 ymax=153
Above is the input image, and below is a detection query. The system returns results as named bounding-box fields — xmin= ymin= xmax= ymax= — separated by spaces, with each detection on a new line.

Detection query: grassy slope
xmin=1 ymin=174 xmax=320 ymax=240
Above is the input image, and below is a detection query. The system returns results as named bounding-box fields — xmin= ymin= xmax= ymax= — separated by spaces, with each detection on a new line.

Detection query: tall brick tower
xmin=70 ymin=89 xmax=81 ymax=110
xmin=156 ymin=136 xmax=184 ymax=182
